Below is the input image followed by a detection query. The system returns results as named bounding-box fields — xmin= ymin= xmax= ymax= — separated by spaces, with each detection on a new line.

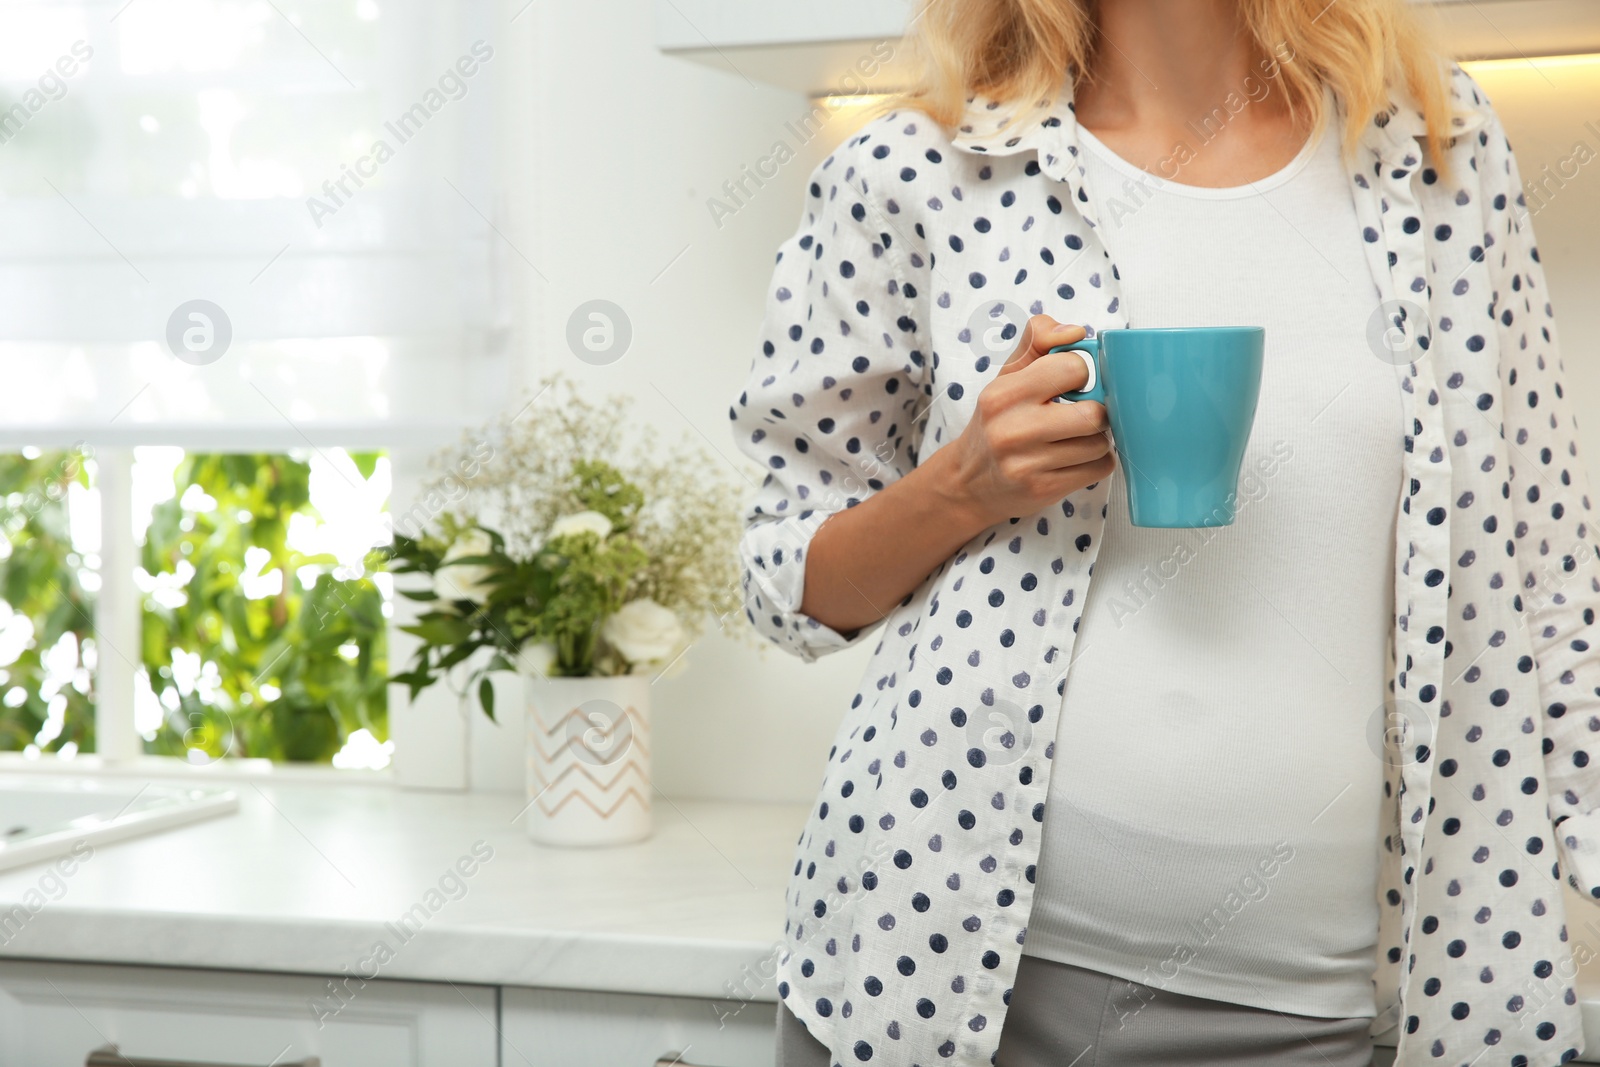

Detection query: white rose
xmin=514 ymin=642 xmax=557 ymax=678
xmin=435 ymin=527 xmax=496 ymax=605
xmin=601 ymin=598 xmax=684 ymax=668
xmin=548 ymin=510 xmax=613 ymax=542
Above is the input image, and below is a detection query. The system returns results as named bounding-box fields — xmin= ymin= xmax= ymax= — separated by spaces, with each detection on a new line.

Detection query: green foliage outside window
xmin=0 ymin=449 xmax=389 ymax=763
xmin=141 ymin=453 xmax=389 ymax=762
xmin=0 ymin=449 xmax=95 ymax=753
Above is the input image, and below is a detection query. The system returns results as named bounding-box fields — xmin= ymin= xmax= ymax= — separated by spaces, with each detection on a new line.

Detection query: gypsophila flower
xmin=385 ymin=374 xmax=748 ymax=717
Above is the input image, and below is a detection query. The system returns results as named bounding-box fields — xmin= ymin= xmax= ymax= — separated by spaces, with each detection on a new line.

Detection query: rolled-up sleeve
xmin=728 ymin=135 xmax=931 ymax=662
xmin=1473 ymin=110 xmax=1600 ymax=895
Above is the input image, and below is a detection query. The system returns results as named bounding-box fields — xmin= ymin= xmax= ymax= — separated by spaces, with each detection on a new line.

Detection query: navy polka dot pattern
xmin=728 ymin=66 xmax=1599 ymax=1067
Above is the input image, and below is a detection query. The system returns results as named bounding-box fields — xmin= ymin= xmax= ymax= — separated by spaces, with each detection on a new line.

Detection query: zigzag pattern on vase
xmin=530 ymin=769 xmax=651 ymax=819
xmin=524 ymin=703 xmax=649 ymax=748
xmin=531 ymin=782 xmax=650 ymax=820
xmin=528 ymin=706 xmax=651 ymax=781
xmin=528 ymin=704 xmax=651 ymax=819
xmin=529 ymin=755 xmax=651 ymax=801
xmin=526 ymin=701 xmax=647 ymax=740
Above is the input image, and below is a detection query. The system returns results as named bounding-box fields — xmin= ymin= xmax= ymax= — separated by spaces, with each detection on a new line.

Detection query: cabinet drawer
xmin=502 ymin=986 xmax=777 ymax=1067
xmin=0 ymin=959 xmax=496 ymax=1067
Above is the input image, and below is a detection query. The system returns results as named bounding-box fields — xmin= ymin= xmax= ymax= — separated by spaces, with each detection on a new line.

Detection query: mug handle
xmin=1048 ymin=339 xmax=1104 ymax=403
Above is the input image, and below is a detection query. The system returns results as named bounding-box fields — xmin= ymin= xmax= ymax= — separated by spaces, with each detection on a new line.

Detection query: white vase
xmin=523 ymin=674 xmax=652 ymax=846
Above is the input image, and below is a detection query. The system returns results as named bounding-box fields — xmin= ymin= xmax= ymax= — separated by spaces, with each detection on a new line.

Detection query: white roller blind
xmin=0 ymin=0 xmax=510 ymax=449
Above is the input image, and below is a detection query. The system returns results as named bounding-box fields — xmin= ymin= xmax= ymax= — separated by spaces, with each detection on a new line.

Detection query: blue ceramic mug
xmin=1050 ymin=326 xmax=1265 ymax=528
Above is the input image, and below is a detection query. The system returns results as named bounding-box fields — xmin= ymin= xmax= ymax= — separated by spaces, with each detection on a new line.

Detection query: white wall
xmin=504 ymin=0 xmax=893 ymax=804
xmin=493 ymin=2 xmax=1600 ymax=804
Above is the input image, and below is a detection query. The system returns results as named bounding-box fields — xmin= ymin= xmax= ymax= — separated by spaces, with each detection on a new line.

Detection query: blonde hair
xmin=894 ymin=0 xmax=1453 ymax=167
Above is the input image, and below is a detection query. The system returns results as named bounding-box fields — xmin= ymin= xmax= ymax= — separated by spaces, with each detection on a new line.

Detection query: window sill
xmin=0 ymin=751 xmax=394 ymax=787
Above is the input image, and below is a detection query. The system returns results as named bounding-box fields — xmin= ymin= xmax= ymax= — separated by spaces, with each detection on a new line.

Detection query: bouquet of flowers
xmin=386 ymin=376 xmax=744 ymax=718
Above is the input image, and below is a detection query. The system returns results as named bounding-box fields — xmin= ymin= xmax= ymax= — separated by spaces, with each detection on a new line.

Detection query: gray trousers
xmin=774 ymin=954 xmax=1374 ymax=1067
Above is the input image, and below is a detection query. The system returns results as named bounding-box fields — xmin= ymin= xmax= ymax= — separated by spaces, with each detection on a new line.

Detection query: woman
xmin=728 ymin=0 xmax=1600 ymax=1064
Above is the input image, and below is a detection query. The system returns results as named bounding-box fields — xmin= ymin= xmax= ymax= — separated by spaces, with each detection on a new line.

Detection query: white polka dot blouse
xmin=728 ymin=65 xmax=1600 ymax=1067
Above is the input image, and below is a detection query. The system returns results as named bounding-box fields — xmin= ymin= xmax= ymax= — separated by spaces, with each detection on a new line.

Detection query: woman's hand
xmin=797 ymin=316 xmax=1114 ymax=635
xmin=940 ymin=316 xmax=1116 ymax=531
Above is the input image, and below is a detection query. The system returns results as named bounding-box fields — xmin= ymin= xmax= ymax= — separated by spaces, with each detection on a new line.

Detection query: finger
xmin=1045 ymin=448 xmax=1117 ymax=479
xmin=997 ymin=316 xmax=1085 ymax=376
xmin=1019 ymin=434 xmax=1114 ymax=476
xmin=1014 ymin=348 xmax=1097 ymax=402
xmin=1048 ymin=398 xmax=1110 ymax=441
xmin=1010 ymin=397 xmax=1110 ymax=443
xmin=1015 ymin=448 xmax=1117 ymax=500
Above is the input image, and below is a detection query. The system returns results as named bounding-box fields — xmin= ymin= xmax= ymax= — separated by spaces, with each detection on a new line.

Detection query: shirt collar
xmin=945 ymin=66 xmax=1489 ymax=173
xmin=947 ymin=76 xmax=1077 ymax=174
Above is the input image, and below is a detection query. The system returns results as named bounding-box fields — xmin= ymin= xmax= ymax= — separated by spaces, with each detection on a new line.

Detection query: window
xmin=1 ymin=0 xmax=512 ymax=769
xmin=0 ymin=446 xmax=392 ymax=767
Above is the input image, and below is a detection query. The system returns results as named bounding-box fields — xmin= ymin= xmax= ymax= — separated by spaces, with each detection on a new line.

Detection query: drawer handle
xmin=87 ymin=1047 xmax=321 ymax=1067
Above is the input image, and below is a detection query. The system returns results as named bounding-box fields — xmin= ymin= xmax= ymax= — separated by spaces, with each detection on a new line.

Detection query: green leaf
xmin=350 ymin=451 xmax=381 ymax=480
xmin=478 ymin=676 xmax=496 ymax=721
xmin=436 ymin=640 xmax=482 ymax=670
xmin=400 ymin=616 xmax=475 ymax=646
xmin=388 ymin=667 xmax=433 ymax=697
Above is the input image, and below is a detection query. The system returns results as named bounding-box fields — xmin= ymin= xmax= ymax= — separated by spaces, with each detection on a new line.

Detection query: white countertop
xmin=0 ymin=776 xmax=804 ymax=1001
xmin=6 ymin=771 xmax=1600 ymax=1055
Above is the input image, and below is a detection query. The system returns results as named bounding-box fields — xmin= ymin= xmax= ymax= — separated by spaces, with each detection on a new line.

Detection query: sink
xmin=0 ymin=776 xmax=238 ymax=873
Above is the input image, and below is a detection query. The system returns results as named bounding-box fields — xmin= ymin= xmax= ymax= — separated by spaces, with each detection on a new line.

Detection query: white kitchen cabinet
xmin=656 ymin=0 xmax=1600 ymax=95
xmin=0 ymin=960 xmax=496 ymax=1067
xmin=1427 ymin=0 xmax=1600 ymax=60
xmin=654 ymin=0 xmax=912 ymax=96
xmin=654 ymin=0 xmax=907 ymax=51
xmin=502 ymin=986 xmax=778 ymax=1067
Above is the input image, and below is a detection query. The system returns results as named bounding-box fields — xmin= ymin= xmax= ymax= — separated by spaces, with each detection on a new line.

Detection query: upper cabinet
xmin=653 ymin=0 xmax=908 ymax=96
xmin=657 ymin=0 xmax=1600 ymax=96
xmin=654 ymin=0 xmax=909 ymax=50
xmin=1428 ymin=0 xmax=1600 ymax=60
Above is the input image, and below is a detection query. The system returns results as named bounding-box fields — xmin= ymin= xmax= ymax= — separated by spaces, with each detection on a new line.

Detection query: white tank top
xmin=1022 ymin=115 xmax=1403 ymax=1019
